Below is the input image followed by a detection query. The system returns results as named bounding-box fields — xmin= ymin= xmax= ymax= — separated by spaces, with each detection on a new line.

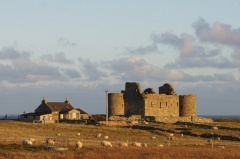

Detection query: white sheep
xmin=150 ymin=136 xmax=156 ymax=140
xmin=101 ymin=141 xmax=112 ymax=147
xmin=76 ymin=141 xmax=83 ymax=149
xmin=46 ymin=139 xmax=55 ymax=145
xmin=169 ymin=133 xmax=174 ymax=137
xmin=22 ymin=140 xmax=32 ymax=146
xmin=119 ymin=142 xmax=128 ymax=146
xmin=132 ymin=142 xmax=142 ymax=147
xmin=29 ymin=137 xmax=36 ymax=143
xmin=157 ymin=144 xmax=164 ymax=147
xmin=56 ymin=133 xmax=60 ymax=136
xmin=180 ymin=134 xmax=184 ymax=137
xmin=104 ymin=136 xmax=109 ymax=139
xmin=96 ymin=133 xmax=101 ymax=138
xmin=76 ymin=133 xmax=81 ymax=136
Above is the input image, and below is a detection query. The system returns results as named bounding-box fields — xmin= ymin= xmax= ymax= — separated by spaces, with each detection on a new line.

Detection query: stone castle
xmin=108 ymin=82 xmax=197 ymax=118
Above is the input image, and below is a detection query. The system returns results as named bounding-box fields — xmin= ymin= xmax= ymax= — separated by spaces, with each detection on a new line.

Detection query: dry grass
xmin=0 ymin=120 xmax=240 ymax=159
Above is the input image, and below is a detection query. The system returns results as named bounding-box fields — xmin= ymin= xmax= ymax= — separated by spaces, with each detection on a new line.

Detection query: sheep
xmin=29 ymin=137 xmax=36 ymax=143
xmin=104 ymin=136 xmax=109 ymax=139
xmin=119 ymin=142 xmax=128 ymax=146
xmin=46 ymin=139 xmax=55 ymax=145
xmin=150 ymin=136 xmax=156 ymax=140
xmin=132 ymin=142 xmax=142 ymax=147
xmin=56 ymin=133 xmax=60 ymax=136
xmin=180 ymin=134 xmax=184 ymax=137
xmin=212 ymin=126 xmax=218 ymax=130
xmin=101 ymin=141 xmax=112 ymax=147
xmin=76 ymin=133 xmax=81 ymax=136
xmin=76 ymin=141 xmax=83 ymax=149
xmin=157 ymin=144 xmax=164 ymax=147
xmin=169 ymin=133 xmax=174 ymax=137
xmin=96 ymin=133 xmax=101 ymax=138
xmin=22 ymin=140 xmax=32 ymax=146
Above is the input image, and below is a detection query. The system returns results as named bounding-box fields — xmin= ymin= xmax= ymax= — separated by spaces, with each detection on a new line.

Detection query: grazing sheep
xmin=29 ymin=137 xmax=36 ymax=143
xmin=157 ymin=144 xmax=164 ymax=147
xmin=212 ymin=126 xmax=218 ymax=130
xmin=56 ymin=133 xmax=60 ymax=136
xmin=22 ymin=140 xmax=32 ymax=146
xmin=76 ymin=133 xmax=81 ymax=136
xmin=46 ymin=139 xmax=55 ymax=145
xmin=169 ymin=133 xmax=174 ymax=137
xmin=101 ymin=141 xmax=112 ymax=147
xmin=219 ymin=145 xmax=225 ymax=149
xmin=150 ymin=136 xmax=156 ymax=140
xmin=76 ymin=141 xmax=83 ymax=149
xmin=119 ymin=142 xmax=128 ymax=146
xmin=141 ymin=143 xmax=147 ymax=147
xmin=217 ymin=137 xmax=221 ymax=141
xmin=132 ymin=142 xmax=142 ymax=147
xmin=96 ymin=133 xmax=101 ymax=138
xmin=104 ymin=136 xmax=109 ymax=139
xmin=180 ymin=134 xmax=184 ymax=137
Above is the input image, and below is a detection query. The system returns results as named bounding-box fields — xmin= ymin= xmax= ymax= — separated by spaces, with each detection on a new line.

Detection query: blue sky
xmin=0 ymin=1 xmax=239 ymax=115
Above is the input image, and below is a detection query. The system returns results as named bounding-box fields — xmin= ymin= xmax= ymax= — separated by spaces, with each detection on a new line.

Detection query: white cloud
xmin=41 ymin=52 xmax=74 ymax=64
xmin=193 ymin=18 xmax=240 ymax=46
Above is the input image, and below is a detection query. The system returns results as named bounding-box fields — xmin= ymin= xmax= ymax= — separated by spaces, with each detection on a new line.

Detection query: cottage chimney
xmin=42 ymin=97 xmax=47 ymax=104
xmin=65 ymin=98 xmax=70 ymax=104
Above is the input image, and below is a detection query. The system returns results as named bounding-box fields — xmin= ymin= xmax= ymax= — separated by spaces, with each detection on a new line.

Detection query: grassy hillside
xmin=0 ymin=120 xmax=240 ymax=159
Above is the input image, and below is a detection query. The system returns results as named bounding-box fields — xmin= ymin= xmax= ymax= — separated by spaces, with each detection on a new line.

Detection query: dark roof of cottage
xmin=45 ymin=102 xmax=74 ymax=111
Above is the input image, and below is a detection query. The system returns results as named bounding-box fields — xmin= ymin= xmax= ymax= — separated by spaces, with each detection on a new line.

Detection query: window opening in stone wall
xmin=177 ymin=102 xmax=178 ymax=106
xmin=166 ymin=102 xmax=168 ymax=107
xmin=160 ymin=102 xmax=162 ymax=108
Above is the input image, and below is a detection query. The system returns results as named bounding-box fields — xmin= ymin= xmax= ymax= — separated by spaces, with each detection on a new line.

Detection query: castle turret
xmin=179 ymin=94 xmax=197 ymax=117
xmin=108 ymin=93 xmax=124 ymax=116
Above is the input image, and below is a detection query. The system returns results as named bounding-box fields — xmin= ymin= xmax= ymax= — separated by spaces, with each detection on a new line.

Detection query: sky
xmin=0 ymin=0 xmax=239 ymax=116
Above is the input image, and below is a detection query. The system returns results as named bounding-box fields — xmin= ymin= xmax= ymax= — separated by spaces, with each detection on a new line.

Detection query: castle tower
xmin=108 ymin=93 xmax=124 ymax=116
xmin=179 ymin=94 xmax=197 ymax=117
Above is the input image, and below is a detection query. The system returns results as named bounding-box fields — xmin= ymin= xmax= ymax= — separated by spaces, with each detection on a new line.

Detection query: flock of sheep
xmin=22 ymin=132 xmax=184 ymax=149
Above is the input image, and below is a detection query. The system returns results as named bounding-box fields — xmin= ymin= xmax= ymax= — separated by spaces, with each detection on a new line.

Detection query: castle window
xmin=160 ymin=102 xmax=161 ymax=106
xmin=151 ymin=101 xmax=154 ymax=107
xmin=177 ymin=102 xmax=178 ymax=106
xmin=166 ymin=102 xmax=168 ymax=106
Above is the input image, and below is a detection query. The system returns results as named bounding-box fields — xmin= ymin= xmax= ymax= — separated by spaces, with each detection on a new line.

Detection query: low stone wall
xmin=109 ymin=115 xmax=142 ymax=121
xmin=154 ymin=116 xmax=213 ymax=123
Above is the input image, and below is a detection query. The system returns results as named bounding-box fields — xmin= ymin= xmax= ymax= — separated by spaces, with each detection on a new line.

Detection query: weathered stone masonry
xmin=108 ymin=82 xmax=197 ymax=118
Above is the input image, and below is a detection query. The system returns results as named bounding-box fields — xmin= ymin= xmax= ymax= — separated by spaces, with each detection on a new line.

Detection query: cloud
xmin=78 ymin=58 xmax=108 ymax=81
xmin=124 ymin=44 xmax=159 ymax=55
xmin=193 ymin=18 xmax=240 ymax=46
xmin=58 ymin=37 xmax=77 ymax=46
xmin=0 ymin=47 xmax=30 ymax=60
xmin=104 ymin=56 xmax=224 ymax=82
xmin=41 ymin=52 xmax=74 ymax=64
xmin=62 ymin=68 xmax=81 ymax=78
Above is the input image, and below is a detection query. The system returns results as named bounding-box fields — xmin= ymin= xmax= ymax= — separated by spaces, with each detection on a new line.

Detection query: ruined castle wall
xmin=143 ymin=94 xmax=179 ymax=117
xmin=179 ymin=94 xmax=197 ymax=117
xmin=124 ymin=92 xmax=145 ymax=116
xmin=108 ymin=93 xmax=124 ymax=116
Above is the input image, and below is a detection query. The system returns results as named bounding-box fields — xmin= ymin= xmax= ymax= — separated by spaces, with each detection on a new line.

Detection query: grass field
xmin=0 ymin=119 xmax=240 ymax=159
